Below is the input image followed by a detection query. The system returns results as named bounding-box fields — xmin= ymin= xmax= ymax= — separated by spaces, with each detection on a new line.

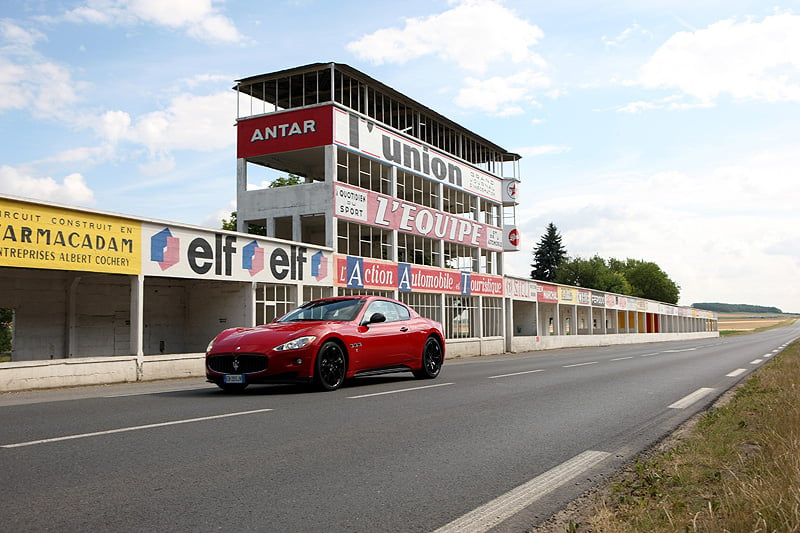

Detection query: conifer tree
xmin=530 ymin=222 xmax=566 ymax=281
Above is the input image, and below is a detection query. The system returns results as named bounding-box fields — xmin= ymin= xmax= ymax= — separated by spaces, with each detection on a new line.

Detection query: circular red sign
xmin=508 ymin=228 xmax=519 ymax=247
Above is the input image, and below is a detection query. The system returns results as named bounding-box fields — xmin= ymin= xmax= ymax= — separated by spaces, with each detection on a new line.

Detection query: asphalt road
xmin=2 ymin=323 xmax=798 ymax=532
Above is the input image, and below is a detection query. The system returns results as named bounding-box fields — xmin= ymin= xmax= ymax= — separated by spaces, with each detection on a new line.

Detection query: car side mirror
xmin=362 ymin=312 xmax=386 ymax=326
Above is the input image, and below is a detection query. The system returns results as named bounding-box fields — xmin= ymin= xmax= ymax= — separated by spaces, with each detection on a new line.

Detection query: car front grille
xmin=207 ymin=353 xmax=268 ymax=374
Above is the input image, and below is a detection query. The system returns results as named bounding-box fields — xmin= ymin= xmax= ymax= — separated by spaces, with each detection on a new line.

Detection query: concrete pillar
xmin=131 ymin=275 xmax=144 ymax=367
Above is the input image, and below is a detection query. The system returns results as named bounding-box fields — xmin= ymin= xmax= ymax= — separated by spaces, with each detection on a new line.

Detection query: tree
xmin=220 ymin=211 xmax=266 ymax=236
xmin=0 ymin=308 xmax=12 ymax=356
xmin=269 ymin=174 xmax=302 ymax=188
xmin=221 ymin=212 xmax=237 ymax=231
xmin=555 ymin=255 xmax=632 ymax=294
xmin=611 ymin=259 xmax=680 ymax=304
xmin=530 ymin=222 xmax=566 ymax=281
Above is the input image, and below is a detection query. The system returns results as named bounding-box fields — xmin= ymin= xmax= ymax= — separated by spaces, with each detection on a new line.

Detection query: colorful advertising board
xmin=334 ymin=255 xmax=503 ymax=296
xmin=503 ymin=225 xmax=520 ymax=252
xmin=559 ymin=286 xmax=576 ymax=304
xmin=505 ymin=277 xmax=537 ymax=300
xmin=577 ymin=289 xmax=591 ymax=306
xmin=537 ymin=283 xmax=559 ymax=303
xmin=0 ymin=198 xmax=141 ymax=274
xmin=142 ymin=223 xmax=332 ymax=284
xmin=236 ymin=105 xmax=334 ymax=159
xmin=502 ymin=179 xmax=519 ymax=205
xmin=591 ymin=291 xmax=606 ymax=307
xmin=333 ymin=107 xmax=503 ymax=203
xmin=334 ymin=183 xmax=503 ymax=251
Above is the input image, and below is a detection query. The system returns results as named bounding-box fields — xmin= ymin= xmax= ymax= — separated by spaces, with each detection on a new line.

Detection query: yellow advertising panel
xmin=0 ymin=198 xmax=141 ymax=274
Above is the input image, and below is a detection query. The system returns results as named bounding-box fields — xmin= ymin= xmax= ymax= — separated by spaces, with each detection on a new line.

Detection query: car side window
xmin=365 ymin=300 xmax=403 ymax=323
xmin=393 ymin=302 xmax=410 ymax=321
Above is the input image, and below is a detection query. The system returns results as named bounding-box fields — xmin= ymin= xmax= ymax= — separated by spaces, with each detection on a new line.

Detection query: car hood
xmin=210 ymin=321 xmax=324 ymax=353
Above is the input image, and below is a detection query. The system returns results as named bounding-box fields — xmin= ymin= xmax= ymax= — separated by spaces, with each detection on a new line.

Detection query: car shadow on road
xmin=180 ymin=374 xmax=421 ymax=396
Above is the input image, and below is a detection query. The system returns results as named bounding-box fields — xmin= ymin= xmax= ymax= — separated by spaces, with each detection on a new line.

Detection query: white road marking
xmin=663 ymin=348 xmax=697 ymax=353
xmin=1 ymin=408 xmax=274 ymax=449
xmin=488 ymin=369 xmax=545 ymax=379
xmin=610 ymin=356 xmax=634 ymax=361
xmin=563 ymin=361 xmax=598 ymax=368
xmin=750 ymin=359 xmax=763 ymax=365
xmin=347 ymin=382 xmax=454 ymax=399
xmin=726 ymin=368 xmax=747 ymax=378
xmin=433 ymin=450 xmax=610 ymax=533
xmin=639 ymin=352 xmax=660 ymax=357
xmin=763 ymin=352 xmax=774 ymax=358
xmin=668 ymin=388 xmax=715 ymax=409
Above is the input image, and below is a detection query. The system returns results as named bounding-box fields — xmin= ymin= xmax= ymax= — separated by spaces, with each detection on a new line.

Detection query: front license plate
xmin=224 ymin=374 xmax=244 ymax=384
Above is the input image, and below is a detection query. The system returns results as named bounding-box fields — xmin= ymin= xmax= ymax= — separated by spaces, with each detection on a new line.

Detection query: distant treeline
xmin=692 ymin=303 xmax=783 ymax=314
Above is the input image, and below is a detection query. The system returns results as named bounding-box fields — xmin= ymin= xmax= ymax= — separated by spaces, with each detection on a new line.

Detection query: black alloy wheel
xmin=414 ymin=337 xmax=442 ymax=379
xmin=315 ymin=341 xmax=347 ymax=391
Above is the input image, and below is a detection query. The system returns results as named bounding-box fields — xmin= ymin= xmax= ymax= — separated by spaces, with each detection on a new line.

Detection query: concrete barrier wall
xmin=510 ymin=331 xmax=718 ymax=353
xmin=0 ymin=332 xmax=718 ymax=392
xmin=0 ymin=357 xmax=140 ymax=392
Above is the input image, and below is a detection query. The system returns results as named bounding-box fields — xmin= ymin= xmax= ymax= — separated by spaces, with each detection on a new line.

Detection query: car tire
xmin=315 ymin=341 xmax=347 ymax=391
xmin=217 ymin=382 xmax=248 ymax=393
xmin=414 ymin=336 xmax=443 ymax=379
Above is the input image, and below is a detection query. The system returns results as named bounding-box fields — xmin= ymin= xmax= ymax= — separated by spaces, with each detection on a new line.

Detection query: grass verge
xmin=581 ymin=339 xmax=800 ymax=532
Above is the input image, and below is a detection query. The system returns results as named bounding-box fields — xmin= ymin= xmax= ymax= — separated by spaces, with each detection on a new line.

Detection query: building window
xmin=445 ymin=295 xmax=478 ymax=338
xmin=478 ymin=198 xmax=500 ymax=227
xmin=479 ymin=249 xmax=497 ymax=274
xmin=442 ymin=185 xmax=475 ymax=219
xmin=303 ymin=285 xmax=333 ymax=304
xmin=397 ymin=232 xmax=439 ymax=267
xmin=396 ymin=170 xmax=438 ymax=209
xmin=399 ymin=292 xmax=441 ymax=324
xmin=337 ymin=288 xmax=393 ymax=298
xmin=482 ymin=297 xmax=503 ymax=337
xmin=444 ymin=242 xmax=475 ymax=271
xmin=337 ymin=220 xmax=392 ymax=260
xmin=336 ymin=148 xmax=391 ymax=195
xmin=256 ymin=283 xmax=295 ymax=325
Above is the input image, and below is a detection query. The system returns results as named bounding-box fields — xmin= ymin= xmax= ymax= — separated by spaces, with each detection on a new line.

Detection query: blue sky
xmin=1 ymin=0 xmax=799 ymax=312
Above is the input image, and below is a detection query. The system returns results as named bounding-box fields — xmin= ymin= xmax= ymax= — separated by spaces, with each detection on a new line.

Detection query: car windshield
xmin=277 ymin=299 xmax=365 ymax=323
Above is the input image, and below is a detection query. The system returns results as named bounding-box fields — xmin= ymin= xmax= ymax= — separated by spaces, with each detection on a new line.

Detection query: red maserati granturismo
xmin=206 ymin=295 xmax=445 ymax=392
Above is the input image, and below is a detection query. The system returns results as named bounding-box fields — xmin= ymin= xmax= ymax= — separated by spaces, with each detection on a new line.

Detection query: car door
xmin=355 ymin=300 xmax=412 ymax=369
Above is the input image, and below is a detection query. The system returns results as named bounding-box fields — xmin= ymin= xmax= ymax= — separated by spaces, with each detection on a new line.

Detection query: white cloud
xmin=507 ymin=145 xmax=800 ymax=311
xmin=111 ymin=91 xmax=236 ymax=154
xmin=0 ymin=21 xmax=85 ymax=119
xmin=602 ymin=23 xmax=652 ymax=47
xmin=202 ymin=198 xmax=237 ymax=228
xmin=631 ymin=12 xmax=800 ymax=107
xmin=64 ymin=0 xmax=243 ymax=43
xmin=348 ymin=0 xmax=550 ymax=116
xmin=347 ymin=0 xmax=545 ymax=74
xmin=455 ymin=70 xmax=550 ymax=115
xmin=0 ymin=165 xmax=95 ymax=204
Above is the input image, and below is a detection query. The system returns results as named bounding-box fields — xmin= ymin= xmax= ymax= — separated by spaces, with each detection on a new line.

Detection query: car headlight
xmin=274 ymin=336 xmax=316 ymax=351
xmin=206 ymin=338 xmax=216 ymax=353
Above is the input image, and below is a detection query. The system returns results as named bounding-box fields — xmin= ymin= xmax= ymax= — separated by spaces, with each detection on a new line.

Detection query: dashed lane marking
xmin=347 ymin=382 xmax=454 ymax=399
xmin=668 ymin=388 xmax=715 ymax=409
xmin=433 ymin=450 xmax=610 ymax=533
xmin=488 ymin=369 xmax=545 ymax=379
xmin=2 ymin=408 xmax=274 ymax=448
